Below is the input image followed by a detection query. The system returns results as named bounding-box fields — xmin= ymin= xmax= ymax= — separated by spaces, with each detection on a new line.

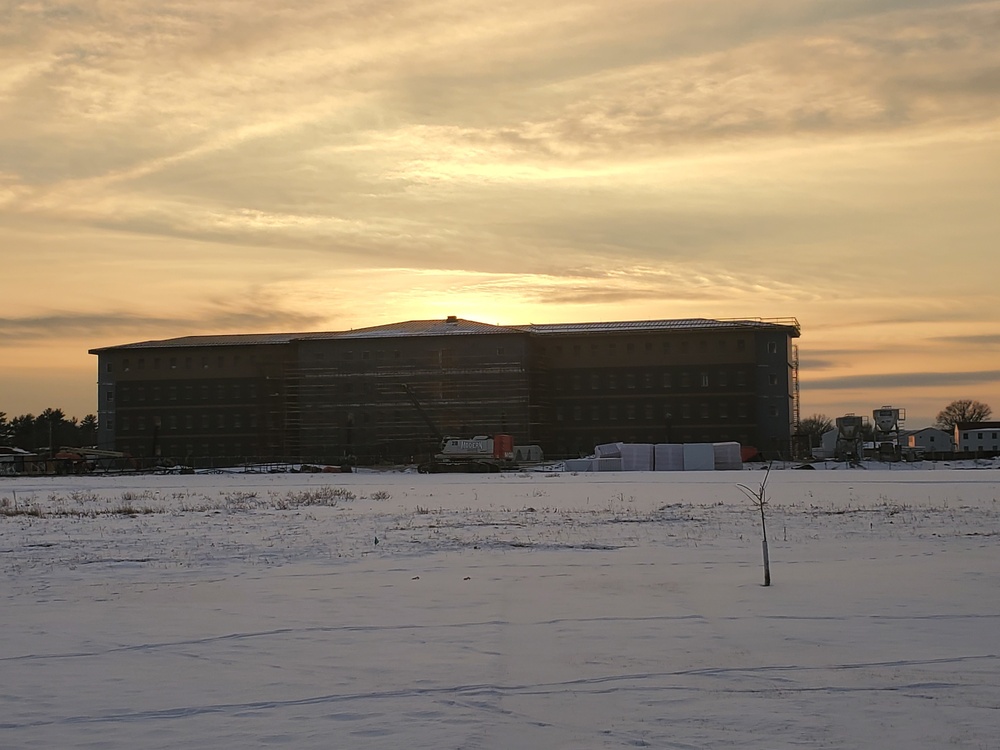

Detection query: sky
xmin=2 ymin=0 xmax=999 ymax=428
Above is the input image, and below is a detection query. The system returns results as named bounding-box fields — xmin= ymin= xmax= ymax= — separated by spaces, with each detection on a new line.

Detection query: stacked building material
xmin=653 ymin=443 xmax=684 ymax=471
xmin=564 ymin=458 xmax=593 ymax=472
xmin=682 ymin=443 xmax=716 ymax=471
xmin=593 ymin=457 xmax=623 ymax=471
xmin=621 ymin=443 xmax=654 ymax=472
xmin=595 ymin=442 xmax=623 ymax=459
xmin=713 ymin=441 xmax=743 ymax=470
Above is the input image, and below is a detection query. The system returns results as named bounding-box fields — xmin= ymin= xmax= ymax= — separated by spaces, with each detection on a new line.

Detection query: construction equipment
xmin=398 ymin=384 xmax=522 ymax=473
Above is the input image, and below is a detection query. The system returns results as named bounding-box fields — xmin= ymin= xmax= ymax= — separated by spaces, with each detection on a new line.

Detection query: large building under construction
xmin=90 ymin=316 xmax=801 ymax=463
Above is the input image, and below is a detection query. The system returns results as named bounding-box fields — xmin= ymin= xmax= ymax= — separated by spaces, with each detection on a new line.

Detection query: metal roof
xmin=516 ymin=317 xmax=800 ymax=335
xmin=300 ymin=318 xmax=525 ymax=340
xmin=89 ymin=332 xmax=308 ymax=353
xmin=90 ymin=317 xmax=800 ymax=352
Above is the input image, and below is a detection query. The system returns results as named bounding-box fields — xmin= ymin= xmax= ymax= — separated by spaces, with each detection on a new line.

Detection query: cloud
xmin=0 ymin=303 xmax=326 ymax=345
xmin=930 ymin=334 xmax=1000 ymax=347
xmin=805 ymin=370 xmax=1000 ymax=391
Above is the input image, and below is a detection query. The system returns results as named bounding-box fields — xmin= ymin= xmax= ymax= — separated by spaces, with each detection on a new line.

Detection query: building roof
xmin=90 ymin=316 xmax=801 ymax=352
xmin=955 ymin=421 xmax=1000 ymax=430
xmin=89 ymin=332 xmax=310 ymax=353
xmin=516 ymin=317 xmax=801 ymax=336
xmin=301 ymin=317 xmax=525 ymax=340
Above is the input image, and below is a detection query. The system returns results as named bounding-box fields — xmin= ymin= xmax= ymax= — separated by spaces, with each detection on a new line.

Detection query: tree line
xmin=0 ymin=409 xmax=98 ymax=451
xmin=798 ymin=399 xmax=993 ymax=448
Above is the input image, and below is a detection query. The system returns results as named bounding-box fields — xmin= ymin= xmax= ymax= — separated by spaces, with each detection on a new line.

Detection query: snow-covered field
xmin=2 ymin=466 xmax=999 ymax=749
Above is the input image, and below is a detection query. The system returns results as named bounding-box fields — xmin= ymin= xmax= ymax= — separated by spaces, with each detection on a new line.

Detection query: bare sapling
xmin=738 ymin=463 xmax=772 ymax=586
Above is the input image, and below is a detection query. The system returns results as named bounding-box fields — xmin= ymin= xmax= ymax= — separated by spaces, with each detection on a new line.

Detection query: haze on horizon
xmin=2 ymin=0 xmax=999 ymax=427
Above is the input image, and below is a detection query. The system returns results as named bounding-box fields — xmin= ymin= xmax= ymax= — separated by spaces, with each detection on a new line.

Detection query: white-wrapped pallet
xmin=682 ymin=443 xmax=715 ymax=471
xmin=564 ymin=458 xmax=593 ymax=472
xmin=595 ymin=442 xmax=623 ymax=458
xmin=653 ymin=443 xmax=684 ymax=471
xmin=621 ymin=443 xmax=654 ymax=472
xmin=713 ymin=441 xmax=743 ymax=471
xmin=593 ymin=457 xmax=623 ymax=472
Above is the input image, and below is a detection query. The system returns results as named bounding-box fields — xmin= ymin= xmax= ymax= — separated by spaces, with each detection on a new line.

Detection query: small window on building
xmin=573 ymin=406 xmax=582 ymax=421
xmin=680 ymin=403 xmax=691 ymax=419
xmin=626 ymin=373 xmax=636 ymax=389
xmin=627 ymin=405 xmax=636 ymax=420
xmin=591 ymin=406 xmax=599 ymax=421
xmin=681 ymin=372 xmax=690 ymax=388
xmin=137 ymin=416 xmax=146 ymax=431
xmin=645 ymin=404 xmax=654 ymax=421
xmin=768 ymin=374 xmax=779 ymax=386
xmin=662 ymin=372 xmax=672 ymax=388
xmin=718 ymin=371 xmax=728 ymax=387
xmin=106 ymin=361 xmax=114 ymax=372
xmin=590 ymin=373 xmax=600 ymax=390
xmin=767 ymin=341 xmax=778 ymax=354
xmin=719 ymin=403 xmax=728 ymax=419
xmin=106 ymin=389 xmax=114 ymax=402
xmin=700 ymin=372 xmax=709 ymax=387
xmin=121 ymin=416 xmax=130 ymax=431
xmin=736 ymin=370 xmax=746 ymax=386
xmin=700 ymin=403 xmax=709 ymax=419
xmin=769 ymin=406 xmax=779 ymax=417
xmin=170 ymin=357 xmax=177 ymax=369
xmin=609 ymin=405 xmax=618 ymax=421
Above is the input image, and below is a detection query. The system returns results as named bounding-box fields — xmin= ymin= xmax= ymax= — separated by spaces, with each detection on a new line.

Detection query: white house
xmin=902 ymin=427 xmax=954 ymax=453
xmin=954 ymin=422 xmax=1000 ymax=453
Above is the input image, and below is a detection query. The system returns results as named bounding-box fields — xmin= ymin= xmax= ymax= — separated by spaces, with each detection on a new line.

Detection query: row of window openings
xmin=112 ymin=354 xmax=268 ymax=372
xmin=311 ymin=348 xmax=507 ymax=362
xmin=112 ymin=340 xmax=782 ymax=373
xmin=541 ymin=339 xmax=780 ymax=356
xmin=120 ymin=444 xmax=255 ymax=457
xmin=120 ymin=414 xmax=258 ymax=432
xmin=962 ymin=432 xmax=999 ymax=440
xmin=108 ymin=384 xmax=258 ymax=402
xmin=559 ymin=371 xmax=780 ymax=390
xmin=556 ymin=403 xmax=770 ymax=422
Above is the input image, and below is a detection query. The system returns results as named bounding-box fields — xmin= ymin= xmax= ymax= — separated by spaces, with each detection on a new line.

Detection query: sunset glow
xmin=2 ymin=0 xmax=999 ymax=426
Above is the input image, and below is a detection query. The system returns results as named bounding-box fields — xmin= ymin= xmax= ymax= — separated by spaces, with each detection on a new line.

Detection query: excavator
xmin=398 ymin=384 xmax=517 ymax=473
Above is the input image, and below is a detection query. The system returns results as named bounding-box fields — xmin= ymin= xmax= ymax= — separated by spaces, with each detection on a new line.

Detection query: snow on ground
xmin=2 ymin=466 xmax=999 ymax=749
